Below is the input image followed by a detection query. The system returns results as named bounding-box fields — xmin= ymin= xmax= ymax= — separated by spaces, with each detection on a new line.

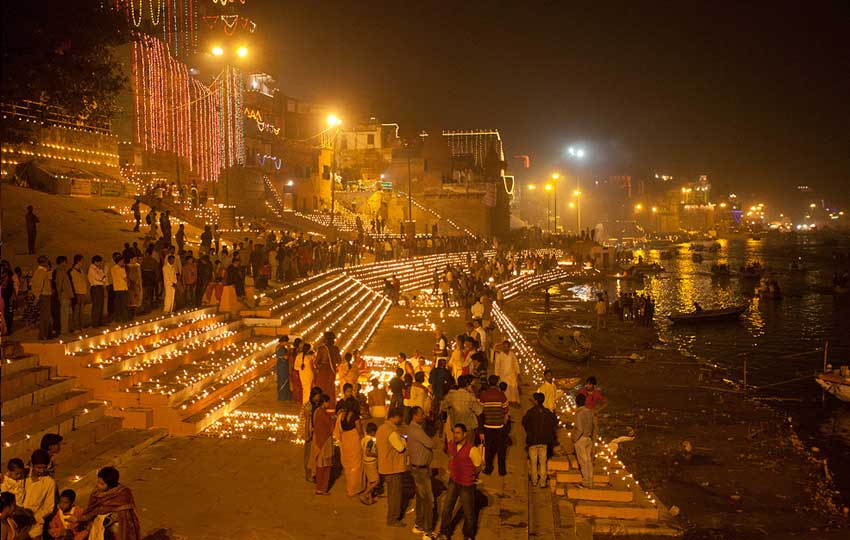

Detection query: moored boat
xmin=668 ymin=305 xmax=747 ymax=324
xmin=815 ymin=370 xmax=850 ymax=402
xmin=537 ymin=322 xmax=592 ymax=361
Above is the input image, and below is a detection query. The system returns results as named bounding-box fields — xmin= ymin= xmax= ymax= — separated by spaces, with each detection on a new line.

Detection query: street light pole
xmin=407 ymin=141 xmax=412 ymax=234
xmin=330 ymin=129 xmax=337 ymax=230
xmin=326 ymin=114 xmax=342 ymax=230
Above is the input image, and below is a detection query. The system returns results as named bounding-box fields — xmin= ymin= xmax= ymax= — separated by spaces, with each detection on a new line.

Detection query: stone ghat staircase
xmin=26 ymin=308 xmax=285 ymax=436
xmin=1 ymin=350 xmax=165 ymax=487
xmin=243 ymin=272 xmax=392 ymax=353
xmin=548 ymin=455 xmax=680 ymax=538
xmin=347 ymin=251 xmax=493 ymax=292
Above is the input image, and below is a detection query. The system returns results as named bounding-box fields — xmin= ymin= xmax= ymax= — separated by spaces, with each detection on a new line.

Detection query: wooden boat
xmin=739 ymin=266 xmax=764 ymax=280
xmin=537 ymin=322 xmax=592 ymax=361
xmin=633 ymin=263 xmax=665 ymax=274
xmin=815 ymin=371 xmax=850 ymax=402
xmin=668 ymin=305 xmax=747 ymax=324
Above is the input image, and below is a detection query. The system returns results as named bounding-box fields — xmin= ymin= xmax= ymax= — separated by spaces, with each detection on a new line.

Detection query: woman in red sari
xmin=75 ymin=466 xmax=141 ymax=540
xmin=288 ymin=337 xmax=304 ymax=404
xmin=309 ymin=394 xmax=334 ymax=495
xmin=314 ymin=332 xmax=341 ymax=408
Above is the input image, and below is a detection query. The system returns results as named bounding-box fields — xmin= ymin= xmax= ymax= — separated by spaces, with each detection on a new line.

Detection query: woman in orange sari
xmin=334 ymin=399 xmax=368 ymax=501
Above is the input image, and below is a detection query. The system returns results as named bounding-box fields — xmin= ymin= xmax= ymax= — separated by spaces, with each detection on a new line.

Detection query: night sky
xmin=251 ymin=1 xmax=850 ymax=210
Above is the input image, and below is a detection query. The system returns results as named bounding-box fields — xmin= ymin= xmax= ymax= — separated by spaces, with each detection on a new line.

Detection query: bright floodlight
xmin=573 ymin=189 xmax=581 ymax=197
xmin=527 ymin=184 xmax=536 ymax=190
xmin=651 ymin=206 xmax=658 ymax=213
xmin=551 ymin=173 xmax=560 ymax=180
xmin=576 ymin=148 xmax=585 ymax=158
xmin=568 ymin=147 xmax=576 ymax=156
xmin=568 ymin=201 xmax=575 ymax=208
xmin=327 ymin=114 xmax=342 ymax=126
xmin=236 ymin=46 xmax=248 ymax=58
xmin=211 ymin=46 xmax=224 ymax=56
xmin=635 ymin=203 xmax=643 ymax=211
xmin=544 ymin=183 xmax=553 ymax=192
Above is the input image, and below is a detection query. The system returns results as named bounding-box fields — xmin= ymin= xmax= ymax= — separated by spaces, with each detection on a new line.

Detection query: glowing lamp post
xmin=326 ymin=114 xmax=342 ymax=230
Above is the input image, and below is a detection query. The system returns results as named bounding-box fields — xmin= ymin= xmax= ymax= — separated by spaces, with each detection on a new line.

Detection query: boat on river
xmin=668 ymin=305 xmax=747 ymax=324
xmin=537 ymin=322 xmax=592 ymax=361
xmin=633 ymin=262 xmax=665 ymax=274
xmin=815 ymin=370 xmax=850 ymax=402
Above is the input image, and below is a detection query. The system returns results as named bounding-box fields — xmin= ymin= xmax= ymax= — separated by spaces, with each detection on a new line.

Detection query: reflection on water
xmin=511 ymin=236 xmax=850 ymax=495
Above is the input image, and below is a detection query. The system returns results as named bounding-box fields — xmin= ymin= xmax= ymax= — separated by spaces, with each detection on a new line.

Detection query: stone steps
xmin=348 ymin=251 xmax=478 ymax=292
xmin=571 ymin=500 xmax=660 ymax=521
xmin=0 ymin=365 xmax=55 ymax=399
xmin=289 ymin=280 xmax=374 ymax=340
xmin=1 ymin=376 xmax=78 ymax=417
xmin=240 ymin=271 xmax=342 ymax=318
xmin=72 ymin=316 xmax=234 ymax=382
xmin=125 ymin=337 xmax=275 ymax=408
xmin=62 ymin=307 xmax=220 ymax=363
xmin=101 ymin=325 xmax=252 ymax=395
xmin=55 ymin=427 xmax=167 ymax=491
xmin=549 ymin=453 xmax=672 ymax=528
xmin=2 ymin=401 xmax=108 ymax=461
xmin=0 ymin=354 xmax=40 ymax=378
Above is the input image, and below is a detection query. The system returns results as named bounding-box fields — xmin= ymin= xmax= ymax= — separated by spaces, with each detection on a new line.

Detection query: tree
xmin=1 ymin=1 xmax=129 ymax=138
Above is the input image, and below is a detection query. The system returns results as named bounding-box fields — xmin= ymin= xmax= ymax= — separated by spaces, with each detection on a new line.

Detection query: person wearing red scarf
xmin=75 ymin=467 xmax=141 ymax=540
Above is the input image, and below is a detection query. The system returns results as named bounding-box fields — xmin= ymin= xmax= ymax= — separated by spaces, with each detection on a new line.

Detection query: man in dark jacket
xmin=196 ymin=254 xmax=213 ymax=306
xmin=521 ymin=392 xmax=558 ymax=487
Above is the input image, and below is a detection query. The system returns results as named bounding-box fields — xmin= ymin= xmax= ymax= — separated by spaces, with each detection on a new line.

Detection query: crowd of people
xmin=0 ymin=434 xmax=140 ymax=540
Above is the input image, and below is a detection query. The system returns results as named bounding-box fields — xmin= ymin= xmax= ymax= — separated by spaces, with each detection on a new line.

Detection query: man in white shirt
xmin=87 ymin=255 xmax=108 ymax=327
xmin=470 ymin=298 xmax=485 ymax=320
xmin=494 ymin=340 xmax=521 ymax=405
xmin=23 ymin=449 xmax=56 ymax=538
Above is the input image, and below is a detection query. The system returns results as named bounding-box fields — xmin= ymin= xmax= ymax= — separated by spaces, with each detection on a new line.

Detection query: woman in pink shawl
xmin=75 ymin=467 xmax=141 ymax=540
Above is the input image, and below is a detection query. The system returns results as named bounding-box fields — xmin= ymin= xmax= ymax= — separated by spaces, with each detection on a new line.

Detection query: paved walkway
xmin=63 ymin=302 xmax=536 ymax=539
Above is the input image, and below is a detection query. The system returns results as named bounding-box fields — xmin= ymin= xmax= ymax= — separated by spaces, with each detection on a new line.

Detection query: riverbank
xmin=505 ymin=296 xmax=848 ymax=539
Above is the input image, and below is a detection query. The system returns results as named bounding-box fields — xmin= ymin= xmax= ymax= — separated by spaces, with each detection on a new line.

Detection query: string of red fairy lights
xmin=132 ymin=35 xmax=223 ymax=183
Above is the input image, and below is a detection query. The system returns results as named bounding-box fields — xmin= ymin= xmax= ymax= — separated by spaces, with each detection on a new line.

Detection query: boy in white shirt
xmin=23 ymin=449 xmax=56 ymax=539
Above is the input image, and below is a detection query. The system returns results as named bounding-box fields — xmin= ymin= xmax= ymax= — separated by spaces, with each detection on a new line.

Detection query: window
xmin=322 ymin=165 xmax=330 ymax=179
xmin=367 ymin=134 xmax=375 ymax=146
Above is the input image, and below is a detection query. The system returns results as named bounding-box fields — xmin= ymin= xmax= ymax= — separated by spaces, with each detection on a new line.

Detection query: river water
xmin=509 ymin=235 xmax=850 ymax=498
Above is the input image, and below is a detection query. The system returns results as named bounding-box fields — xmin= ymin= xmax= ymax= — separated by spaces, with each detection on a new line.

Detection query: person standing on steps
xmin=87 ymin=255 xmax=107 ymax=327
xmin=573 ymin=393 xmax=596 ymax=488
xmin=315 ymin=331 xmax=341 ymax=408
xmin=437 ymin=423 xmax=483 ymax=540
xmin=376 ymin=408 xmax=407 ymax=528
xmin=131 ymin=198 xmax=142 ymax=232
xmin=406 ymin=406 xmax=436 ymax=538
xmin=31 ymin=256 xmax=53 ymax=340
xmin=25 ymin=206 xmax=39 ymax=254
xmin=522 ymin=392 xmax=558 ymax=487
xmin=494 ymin=340 xmax=521 ymax=406
xmin=479 ymin=374 xmax=509 ymax=476
xmin=162 ymin=254 xmax=178 ymax=313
